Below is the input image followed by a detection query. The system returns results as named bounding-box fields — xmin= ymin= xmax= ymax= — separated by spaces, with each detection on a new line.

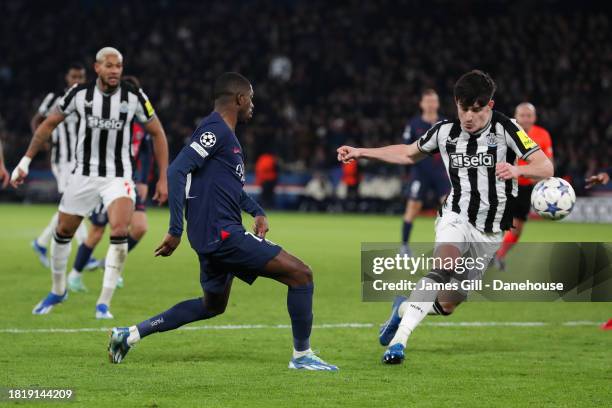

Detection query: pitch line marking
xmin=0 ymin=321 xmax=604 ymax=334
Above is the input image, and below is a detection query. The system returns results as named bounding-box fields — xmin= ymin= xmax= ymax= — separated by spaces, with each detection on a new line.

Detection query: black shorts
xmin=198 ymin=230 xmax=282 ymax=294
xmin=512 ymin=185 xmax=534 ymax=221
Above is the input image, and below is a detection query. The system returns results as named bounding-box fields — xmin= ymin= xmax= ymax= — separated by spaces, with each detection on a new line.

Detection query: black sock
xmin=136 ymin=297 xmax=216 ymax=338
xmin=287 ymin=282 xmax=314 ymax=352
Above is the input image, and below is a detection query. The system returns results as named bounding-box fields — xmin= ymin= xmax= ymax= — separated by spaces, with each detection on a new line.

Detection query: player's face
xmin=65 ymin=68 xmax=86 ymax=88
xmin=515 ymin=106 xmax=536 ymax=132
xmin=95 ymin=54 xmax=123 ymax=89
xmin=420 ymin=94 xmax=439 ymax=115
xmin=238 ymin=85 xmax=254 ymax=122
xmin=456 ymin=99 xmax=494 ymax=133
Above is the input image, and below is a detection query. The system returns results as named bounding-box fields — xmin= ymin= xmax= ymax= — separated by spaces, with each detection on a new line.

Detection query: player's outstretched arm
xmin=336 ymin=142 xmax=425 ymax=165
xmin=239 ymin=191 xmax=268 ymax=238
xmin=144 ymin=117 xmax=169 ymax=205
xmin=10 ymin=112 xmax=64 ymax=188
xmin=155 ymin=146 xmax=201 ymax=257
xmin=495 ymin=150 xmax=554 ymax=181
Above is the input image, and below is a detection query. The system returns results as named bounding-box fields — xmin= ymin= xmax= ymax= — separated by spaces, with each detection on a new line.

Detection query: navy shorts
xmin=198 ymin=230 xmax=282 ymax=294
xmin=89 ymin=195 xmax=146 ymax=227
xmin=405 ymin=168 xmax=450 ymax=202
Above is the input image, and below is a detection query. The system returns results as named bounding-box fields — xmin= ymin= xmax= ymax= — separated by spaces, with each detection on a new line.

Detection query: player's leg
xmin=95 ymin=194 xmax=134 ymax=318
xmin=255 ymin=249 xmax=337 ymax=370
xmin=381 ymin=213 xmax=468 ymax=363
xmin=32 ymin=212 xmax=83 ymax=314
xmin=31 ymin=212 xmax=59 ymax=268
xmin=33 ymin=174 xmax=99 ymax=315
xmin=494 ymin=185 xmax=532 ymax=269
xmin=401 ymin=177 xmax=423 ymax=255
xmin=67 ymin=218 xmax=106 ymax=293
xmin=108 ymin=257 xmax=234 ymax=364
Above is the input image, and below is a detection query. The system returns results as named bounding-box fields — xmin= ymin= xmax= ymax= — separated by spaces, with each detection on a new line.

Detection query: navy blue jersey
xmin=403 ymin=116 xmax=445 ymax=172
xmin=167 ymin=112 xmax=265 ymax=254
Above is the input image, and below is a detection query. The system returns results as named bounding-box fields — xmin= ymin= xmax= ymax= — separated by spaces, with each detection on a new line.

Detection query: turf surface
xmin=0 ymin=204 xmax=610 ymax=407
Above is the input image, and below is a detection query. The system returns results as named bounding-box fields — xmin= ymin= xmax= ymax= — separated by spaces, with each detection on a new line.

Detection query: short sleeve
xmin=416 ymin=121 xmax=444 ymax=155
xmin=134 ymin=88 xmax=156 ymax=123
xmin=57 ymin=85 xmax=79 ymax=116
xmin=37 ymin=93 xmax=56 ymax=116
xmin=185 ymin=124 xmax=224 ymax=167
xmin=504 ymin=119 xmax=540 ymax=160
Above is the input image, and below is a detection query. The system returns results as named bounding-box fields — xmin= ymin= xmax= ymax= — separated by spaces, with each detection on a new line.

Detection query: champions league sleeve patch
xmin=200 ymin=132 xmax=217 ymax=148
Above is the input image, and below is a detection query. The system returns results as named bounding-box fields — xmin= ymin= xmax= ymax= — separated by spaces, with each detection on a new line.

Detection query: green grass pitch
xmin=0 ymin=203 xmax=610 ymax=407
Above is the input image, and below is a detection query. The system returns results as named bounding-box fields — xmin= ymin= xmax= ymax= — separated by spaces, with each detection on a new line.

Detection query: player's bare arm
xmin=336 ymin=142 xmax=426 ymax=165
xmin=10 ymin=111 xmax=65 ymax=188
xmin=585 ymin=172 xmax=610 ymax=188
xmin=144 ymin=116 xmax=169 ymax=205
xmin=495 ymin=149 xmax=553 ymax=181
xmin=30 ymin=112 xmax=45 ymax=134
xmin=154 ymin=233 xmax=180 ymax=257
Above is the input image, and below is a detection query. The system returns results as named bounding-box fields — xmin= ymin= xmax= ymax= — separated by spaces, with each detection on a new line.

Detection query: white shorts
xmin=59 ymin=174 xmax=136 ymax=217
xmin=51 ymin=163 xmax=73 ymax=194
xmin=434 ymin=211 xmax=502 ymax=294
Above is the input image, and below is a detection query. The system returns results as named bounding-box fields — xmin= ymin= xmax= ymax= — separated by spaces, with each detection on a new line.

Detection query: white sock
xmin=68 ymin=269 xmax=81 ymax=281
xmin=96 ymin=239 xmax=128 ymax=307
xmin=390 ymin=277 xmax=440 ymax=347
xmin=50 ymin=232 xmax=72 ymax=295
xmin=293 ymin=348 xmax=313 ymax=359
xmin=127 ymin=326 xmax=140 ymax=346
xmin=74 ymin=222 xmax=88 ymax=245
xmin=37 ymin=212 xmax=59 ymax=248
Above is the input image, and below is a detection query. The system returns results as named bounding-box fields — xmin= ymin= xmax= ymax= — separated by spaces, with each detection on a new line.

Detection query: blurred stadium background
xmin=0 ymin=0 xmax=610 ymax=219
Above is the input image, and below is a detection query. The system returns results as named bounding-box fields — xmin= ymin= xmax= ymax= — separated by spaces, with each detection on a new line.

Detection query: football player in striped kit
xmin=29 ymin=63 xmax=98 ymax=270
xmin=337 ymin=70 xmax=553 ymax=364
xmin=12 ymin=47 xmax=169 ymax=319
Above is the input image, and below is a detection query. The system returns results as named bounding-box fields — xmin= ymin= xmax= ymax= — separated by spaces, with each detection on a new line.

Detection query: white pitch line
xmin=0 ymin=321 xmax=603 ymax=334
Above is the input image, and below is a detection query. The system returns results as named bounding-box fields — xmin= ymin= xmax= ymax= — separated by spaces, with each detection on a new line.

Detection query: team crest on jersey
xmin=486 ymin=132 xmax=498 ymax=147
xmin=200 ymin=132 xmax=216 ymax=148
xmin=235 ymin=163 xmax=245 ymax=183
xmin=119 ymin=101 xmax=129 ymax=113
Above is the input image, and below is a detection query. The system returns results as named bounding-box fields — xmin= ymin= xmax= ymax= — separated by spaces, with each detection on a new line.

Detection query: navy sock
xmin=287 ymin=282 xmax=314 ymax=352
xmin=136 ymin=297 xmax=216 ymax=338
xmin=401 ymin=221 xmax=413 ymax=244
xmin=73 ymin=243 xmax=94 ymax=273
xmin=127 ymin=235 xmax=139 ymax=252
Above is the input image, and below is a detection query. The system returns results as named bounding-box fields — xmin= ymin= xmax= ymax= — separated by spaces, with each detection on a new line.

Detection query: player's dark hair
xmin=67 ymin=62 xmax=85 ymax=72
xmin=214 ymin=72 xmax=251 ymax=103
xmin=453 ymin=70 xmax=496 ymax=109
xmin=421 ymin=88 xmax=437 ymax=98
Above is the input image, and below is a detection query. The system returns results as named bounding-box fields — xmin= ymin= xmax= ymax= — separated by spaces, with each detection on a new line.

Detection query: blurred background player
xmin=0 ymin=139 xmax=9 ymax=188
xmin=493 ymin=102 xmax=553 ymax=270
xmin=400 ymin=89 xmax=449 ymax=255
xmin=11 ymin=47 xmax=169 ymax=319
xmin=67 ymin=76 xmax=154 ymax=292
xmin=29 ymin=63 xmax=98 ymax=270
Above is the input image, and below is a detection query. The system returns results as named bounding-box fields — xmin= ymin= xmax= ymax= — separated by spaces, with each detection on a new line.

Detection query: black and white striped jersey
xmin=417 ymin=111 xmax=541 ymax=233
xmin=38 ymin=91 xmax=80 ymax=168
xmin=56 ymin=80 xmax=155 ymax=178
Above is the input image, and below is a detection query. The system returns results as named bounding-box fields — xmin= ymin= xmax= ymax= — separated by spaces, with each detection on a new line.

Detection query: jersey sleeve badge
xmin=516 ymin=130 xmax=537 ymax=149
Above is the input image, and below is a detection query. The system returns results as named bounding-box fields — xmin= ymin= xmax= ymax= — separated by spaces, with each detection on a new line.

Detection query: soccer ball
xmin=530 ymin=177 xmax=576 ymax=220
